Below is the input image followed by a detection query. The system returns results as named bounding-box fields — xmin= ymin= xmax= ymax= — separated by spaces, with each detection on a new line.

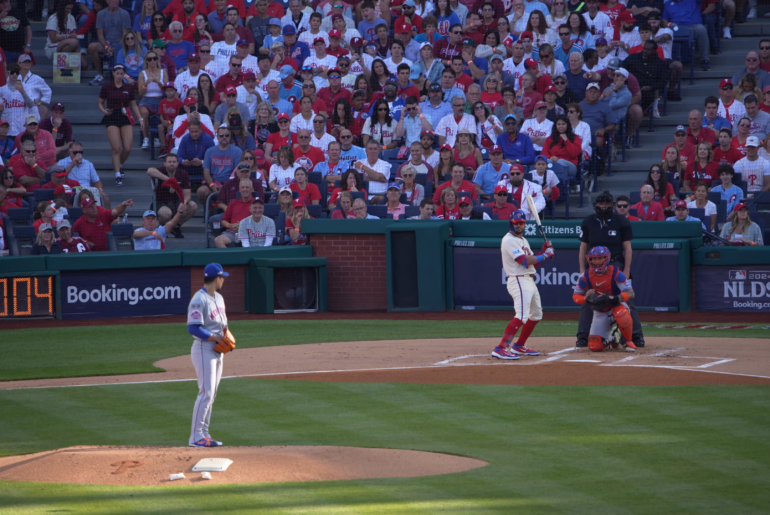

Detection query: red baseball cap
xmin=51 ymin=102 xmax=65 ymax=111
xmin=535 ymin=101 xmax=548 ymax=109
xmin=674 ymin=200 xmax=688 ymax=209
xmin=163 ymin=81 xmax=176 ymax=90
xmin=510 ymin=163 xmax=525 ymax=173
xmin=329 ymin=29 xmax=342 ymax=39
xmin=225 ymin=86 xmax=237 ymax=96
xmin=254 ymin=149 xmax=265 ymax=164
xmin=81 ymin=197 xmax=95 ymax=208
xmin=440 ymin=144 xmax=452 ymax=152
xmin=188 ymin=53 xmax=201 ymax=61
xmin=619 ymin=10 xmax=636 ymax=23
xmin=293 ymin=198 xmax=306 ymax=208
xmin=490 ymin=144 xmax=503 ymax=154
xmin=494 ymin=185 xmax=508 ymax=194
xmin=277 ymin=112 xmax=290 ymax=121
xmin=543 ymin=85 xmax=557 ymax=94
xmin=184 ymin=96 xmax=197 ymax=106
xmin=520 ymin=31 xmax=533 ymax=41
xmin=242 ymin=70 xmax=257 ymax=79
xmin=525 ymin=58 xmax=538 ymax=69
xmin=396 ymin=23 xmax=412 ymax=34
xmin=54 ymin=185 xmax=73 ymax=195
xmin=313 ymin=37 xmax=326 ymax=45
xmin=350 ymin=37 xmax=363 ymax=46
xmin=719 ymin=78 xmax=733 ymax=88
xmin=331 ymin=13 xmax=343 ymax=22
xmin=733 ymin=202 xmax=749 ymax=212
xmin=54 ymin=170 xmax=68 ymax=177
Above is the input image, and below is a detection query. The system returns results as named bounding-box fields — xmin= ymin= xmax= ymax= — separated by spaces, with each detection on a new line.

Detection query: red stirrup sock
xmin=499 ymin=318 xmax=523 ymax=347
xmin=516 ymin=319 xmax=539 ymax=346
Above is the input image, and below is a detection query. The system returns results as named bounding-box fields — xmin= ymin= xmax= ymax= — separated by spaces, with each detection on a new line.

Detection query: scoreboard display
xmin=0 ymin=276 xmax=56 ymax=318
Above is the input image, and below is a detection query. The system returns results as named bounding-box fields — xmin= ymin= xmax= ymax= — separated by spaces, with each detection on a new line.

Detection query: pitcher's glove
xmin=585 ymin=293 xmax=613 ymax=311
xmin=214 ymin=329 xmax=236 ymax=354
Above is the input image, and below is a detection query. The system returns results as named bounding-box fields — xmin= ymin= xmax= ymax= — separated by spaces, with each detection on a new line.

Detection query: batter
xmin=187 ymin=263 xmax=229 ymax=447
xmin=493 ymin=210 xmax=555 ymax=360
xmin=572 ymin=246 xmax=637 ymax=352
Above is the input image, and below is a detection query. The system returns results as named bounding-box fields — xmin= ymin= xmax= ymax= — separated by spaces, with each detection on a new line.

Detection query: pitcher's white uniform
xmin=501 ymin=232 xmax=543 ymax=322
xmin=187 ymin=287 xmax=228 ymax=446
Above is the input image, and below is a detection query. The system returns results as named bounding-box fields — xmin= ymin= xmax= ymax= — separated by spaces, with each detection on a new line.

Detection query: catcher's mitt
xmin=214 ymin=329 xmax=236 ymax=354
xmin=585 ymin=293 xmax=617 ymax=311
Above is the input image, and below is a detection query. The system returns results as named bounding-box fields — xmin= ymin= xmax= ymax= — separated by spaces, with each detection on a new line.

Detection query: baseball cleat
xmin=492 ymin=347 xmax=520 ymax=360
xmin=190 ymin=438 xmax=223 ymax=447
xmin=624 ymin=340 xmax=638 ymax=350
xmin=511 ymin=345 xmax=540 ymax=356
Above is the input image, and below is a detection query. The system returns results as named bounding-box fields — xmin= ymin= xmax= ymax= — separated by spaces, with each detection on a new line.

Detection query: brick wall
xmin=311 ymin=234 xmax=388 ymax=311
xmin=189 ymin=265 xmax=248 ymax=313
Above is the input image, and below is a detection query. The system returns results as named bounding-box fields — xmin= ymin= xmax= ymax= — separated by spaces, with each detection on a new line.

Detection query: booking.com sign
xmin=60 ymin=268 xmax=191 ymax=319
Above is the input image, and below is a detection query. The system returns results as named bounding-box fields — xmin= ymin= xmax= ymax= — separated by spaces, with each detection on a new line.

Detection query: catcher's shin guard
xmin=611 ymin=305 xmax=635 ymax=348
xmin=588 ymin=335 xmax=606 ymax=352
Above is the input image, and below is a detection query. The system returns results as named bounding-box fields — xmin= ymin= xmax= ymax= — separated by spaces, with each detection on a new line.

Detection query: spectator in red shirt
xmin=14 ymin=115 xmax=58 ymax=168
xmin=645 ymin=164 xmax=677 ymax=215
xmin=433 ymin=163 xmax=478 ymax=203
xmin=158 ymin=84 xmax=184 ymax=150
xmin=395 ymin=64 xmax=421 ymax=100
xmin=541 ymin=115 xmax=582 ymax=176
xmin=289 ymin=167 xmax=321 ymax=205
xmin=661 ymin=125 xmax=696 ymax=171
xmin=615 ymin=195 xmax=641 ymax=221
xmin=326 ymin=30 xmax=350 ymax=58
xmin=484 ymin=185 xmax=517 ymax=220
xmin=292 ymin=130 xmax=326 ymax=172
xmin=713 ymin=128 xmax=744 ymax=165
xmin=11 ymin=138 xmax=47 ymax=192
xmin=684 ymin=141 xmax=719 ymax=191
xmin=316 ymin=68 xmax=352 ymax=117
xmin=216 ymin=55 xmax=245 ymax=101
xmin=395 ymin=1 xmax=423 ymax=33
xmin=630 ymin=184 xmax=665 ymax=221
xmin=33 ymin=201 xmax=57 ymax=233
xmin=435 ymin=186 xmax=461 ymax=219
xmin=0 ymin=184 xmax=21 ymax=216
xmin=72 ymin=196 xmax=133 ymax=251
xmin=215 ymin=177 xmax=256 ymax=247
xmin=40 ymin=164 xmax=79 ymax=190
xmin=686 ymin=109 xmax=716 ymax=147
xmin=55 ymin=219 xmax=91 ymax=253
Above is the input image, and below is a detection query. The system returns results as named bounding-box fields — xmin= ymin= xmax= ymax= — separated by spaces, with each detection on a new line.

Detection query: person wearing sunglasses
xmin=165 ymin=20 xmax=196 ymax=70
xmin=613 ymin=195 xmax=641 ymax=221
xmin=716 ymin=78 xmax=747 ymax=130
xmin=743 ymin=95 xmax=770 ymax=142
xmin=320 ymin=3 xmax=354 ymax=33
xmin=198 ymin=127 xmax=243 ymax=203
xmin=0 ymin=63 xmax=36 ymax=139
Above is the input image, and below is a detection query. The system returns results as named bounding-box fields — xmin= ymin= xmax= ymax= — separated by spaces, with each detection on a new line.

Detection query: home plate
xmin=192 ymin=458 xmax=233 ymax=472
xmin=564 ymin=359 xmax=602 ymax=363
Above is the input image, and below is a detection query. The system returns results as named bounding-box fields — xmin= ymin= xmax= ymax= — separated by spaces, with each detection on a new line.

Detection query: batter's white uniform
xmin=501 ymin=232 xmax=543 ymax=323
xmin=187 ymin=287 xmax=228 ymax=446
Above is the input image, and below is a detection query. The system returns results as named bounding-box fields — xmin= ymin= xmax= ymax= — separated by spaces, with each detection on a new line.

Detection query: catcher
xmin=572 ymin=246 xmax=637 ymax=352
xmin=187 ymin=263 xmax=236 ymax=447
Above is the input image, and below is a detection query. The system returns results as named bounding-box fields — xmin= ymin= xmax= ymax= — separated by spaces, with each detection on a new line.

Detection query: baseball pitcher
xmin=572 ymin=246 xmax=637 ymax=352
xmin=492 ymin=210 xmax=555 ymax=360
xmin=187 ymin=263 xmax=235 ymax=447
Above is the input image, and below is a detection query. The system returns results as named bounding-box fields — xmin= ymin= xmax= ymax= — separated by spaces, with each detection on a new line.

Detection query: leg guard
xmin=611 ymin=305 xmax=633 ymax=341
xmin=588 ymin=335 xmax=606 ymax=352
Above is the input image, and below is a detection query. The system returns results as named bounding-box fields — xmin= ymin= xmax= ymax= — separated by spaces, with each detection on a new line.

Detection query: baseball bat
xmin=525 ymin=194 xmax=548 ymax=243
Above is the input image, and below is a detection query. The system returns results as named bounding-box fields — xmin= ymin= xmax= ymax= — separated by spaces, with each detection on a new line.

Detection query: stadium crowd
xmin=0 ymin=0 xmax=768 ymax=253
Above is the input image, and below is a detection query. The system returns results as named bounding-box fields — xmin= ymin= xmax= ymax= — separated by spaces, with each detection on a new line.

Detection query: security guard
xmin=576 ymin=191 xmax=645 ymax=348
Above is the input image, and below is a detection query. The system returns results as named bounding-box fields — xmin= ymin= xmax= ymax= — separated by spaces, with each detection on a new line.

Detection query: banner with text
xmin=61 ymin=268 xmax=191 ymax=319
xmin=694 ymin=266 xmax=770 ymax=312
xmin=453 ymin=248 xmax=680 ymax=310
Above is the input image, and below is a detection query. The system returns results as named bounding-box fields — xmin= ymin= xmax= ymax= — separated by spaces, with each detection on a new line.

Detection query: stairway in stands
xmin=31 ymin=11 xmax=770 ymax=244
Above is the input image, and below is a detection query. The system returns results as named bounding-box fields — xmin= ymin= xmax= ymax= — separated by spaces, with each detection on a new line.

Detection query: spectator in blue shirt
xmin=703 ymin=96 xmax=732 ymax=131
xmin=165 ymin=21 xmax=196 ymax=70
xmin=282 ymin=25 xmax=309 ymax=68
xmin=662 ymin=0 xmax=710 ymax=70
xmin=665 ymin=200 xmax=707 ymax=229
xmin=710 ymin=163 xmax=744 ymax=215
xmin=495 ymin=115 xmax=536 ymax=165
xmin=474 ymin=145 xmax=514 ymax=196
xmin=199 ymin=126 xmax=243 ymax=202
xmin=421 ymin=83 xmax=453 ymax=128
xmin=396 ymin=96 xmax=433 ymax=148
xmin=358 ymin=1 xmax=388 ymax=41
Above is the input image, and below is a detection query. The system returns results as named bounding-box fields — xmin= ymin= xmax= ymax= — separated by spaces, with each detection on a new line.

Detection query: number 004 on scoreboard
xmin=0 ymin=276 xmax=56 ymax=318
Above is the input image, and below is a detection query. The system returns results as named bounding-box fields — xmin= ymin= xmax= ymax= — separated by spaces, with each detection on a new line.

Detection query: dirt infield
xmin=2 ymin=337 xmax=768 ymax=390
xmin=0 ymin=446 xmax=487 ymax=486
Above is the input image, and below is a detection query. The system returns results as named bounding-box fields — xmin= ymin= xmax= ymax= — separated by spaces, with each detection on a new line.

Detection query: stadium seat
xmin=367 ymin=205 xmax=387 ymax=218
xmin=268 ymin=211 xmax=286 ymax=244
xmin=414 ymin=173 xmax=428 ymax=186
xmin=66 ymin=207 xmax=83 ymax=222
xmin=628 ymin=208 xmax=638 ymax=217
xmin=204 ymin=191 xmax=221 ymax=248
xmin=148 ymin=115 xmax=161 ymax=160
xmin=474 ymin=206 xmax=493 ymax=218
xmin=629 ymin=191 xmax=641 ymax=204
xmin=12 ymin=226 xmax=36 ymax=255
xmin=306 ymin=204 xmax=322 ymax=218
xmin=404 ymin=206 xmax=420 ymax=218
xmin=7 ymin=208 xmax=31 ymax=226
xmin=688 ymin=207 xmax=707 ymax=226
xmin=33 ymin=189 xmax=55 ymax=203
xmin=424 ymin=181 xmax=434 ymax=200
xmin=106 ymin=223 xmax=135 ymax=252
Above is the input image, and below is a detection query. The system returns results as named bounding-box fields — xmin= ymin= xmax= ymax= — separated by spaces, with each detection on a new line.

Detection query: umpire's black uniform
xmin=577 ymin=213 xmax=645 ymax=346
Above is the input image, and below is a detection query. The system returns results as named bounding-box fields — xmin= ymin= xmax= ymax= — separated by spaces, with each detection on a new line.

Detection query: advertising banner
xmin=695 ymin=266 xmax=770 ymax=312
xmin=453 ymin=248 xmax=680 ymax=309
xmin=60 ymin=268 xmax=191 ymax=319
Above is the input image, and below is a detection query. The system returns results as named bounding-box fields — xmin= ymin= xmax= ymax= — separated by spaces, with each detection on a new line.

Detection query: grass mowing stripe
xmin=2 ymin=320 xmax=769 ymax=382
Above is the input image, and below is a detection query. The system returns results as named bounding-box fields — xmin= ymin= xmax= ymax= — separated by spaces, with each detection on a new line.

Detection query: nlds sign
xmin=696 ymin=267 xmax=770 ymax=312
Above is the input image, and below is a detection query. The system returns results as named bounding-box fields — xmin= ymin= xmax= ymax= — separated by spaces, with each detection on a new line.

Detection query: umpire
xmin=576 ymin=191 xmax=645 ymax=348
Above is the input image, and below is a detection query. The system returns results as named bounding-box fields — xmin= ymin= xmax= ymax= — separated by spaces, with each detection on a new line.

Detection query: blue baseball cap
xmin=535 ymin=155 xmax=548 ymax=163
xmin=143 ymin=210 xmax=157 ymax=217
xmin=279 ymin=64 xmax=294 ymax=79
xmin=504 ymin=114 xmax=517 ymax=122
xmin=269 ymin=17 xmax=281 ymax=26
xmin=204 ymin=263 xmax=230 ymax=278
xmin=409 ymin=67 xmax=421 ymax=80
xmin=282 ymin=25 xmax=296 ymax=35
xmin=387 ymin=182 xmax=401 ymax=190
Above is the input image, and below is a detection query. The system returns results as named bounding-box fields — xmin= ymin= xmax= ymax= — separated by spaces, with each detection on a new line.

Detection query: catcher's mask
xmin=587 ymin=246 xmax=611 ymax=274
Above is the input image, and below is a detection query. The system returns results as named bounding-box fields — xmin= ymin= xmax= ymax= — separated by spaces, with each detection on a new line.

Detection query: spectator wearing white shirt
xmin=290 ymin=95 xmax=316 ymax=135
xmin=299 ymin=12 xmax=330 ymax=48
xmin=282 ymin=0 xmax=312 ymax=34
xmin=269 ymin=147 xmax=302 ymax=192
xmin=233 ymin=41 xmax=260 ymax=76
xmin=583 ymin=0 xmax=614 ymax=41
xmin=521 ymin=104 xmax=554 ymax=152
xmin=211 ymin=24 xmax=240 ymax=58
xmin=383 ymin=40 xmax=413 ymax=74
xmin=362 ymin=98 xmax=399 ymax=149
xmin=238 ymin=198 xmax=276 ymax=247
xmin=304 ymin=39 xmax=338 ymax=77
xmin=0 ymin=63 xmax=35 ymax=138
xmin=355 ymin=139 xmax=391 ymax=203
xmin=687 ymin=181 xmax=718 ymax=231
xmin=174 ymin=56 xmax=207 ymax=99
xmin=17 ymin=54 xmax=53 ymax=120
xmin=733 ymin=135 xmax=770 ymax=194
xmin=435 ymin=96 xmax=477 ymax=147
xmin=58 ymin=142 xmax=103 ymax=189
xmin=236 ymin=72 xmax=262 ymax=121
xmin=567 ymin=102 xmax=592 ymax=159
xmin=310 ymin=113 xmax=336 ymax=158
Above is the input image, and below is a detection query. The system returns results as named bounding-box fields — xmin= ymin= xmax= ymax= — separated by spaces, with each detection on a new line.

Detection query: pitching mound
xmin=0 ymin=446 xmax=487 ymax=487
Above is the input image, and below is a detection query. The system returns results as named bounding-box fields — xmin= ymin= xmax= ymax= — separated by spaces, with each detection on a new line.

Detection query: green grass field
xmin=1 ymin=320 xmax=769 ymax=514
